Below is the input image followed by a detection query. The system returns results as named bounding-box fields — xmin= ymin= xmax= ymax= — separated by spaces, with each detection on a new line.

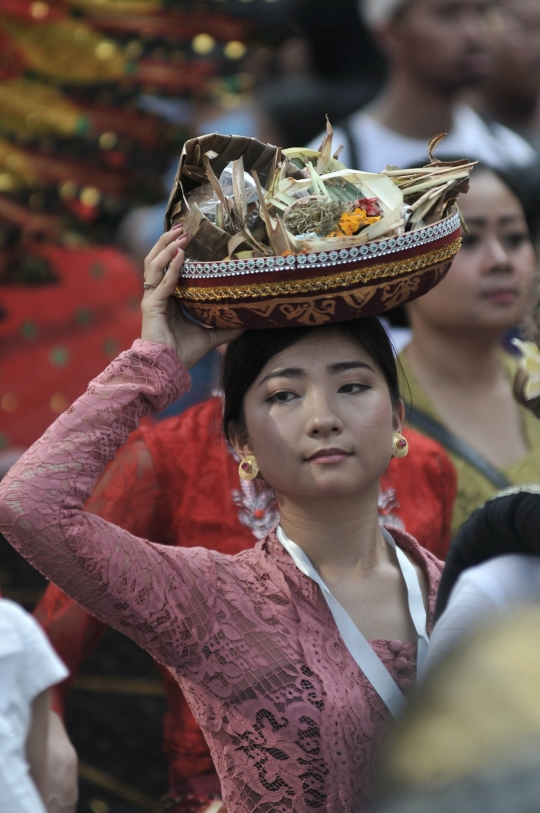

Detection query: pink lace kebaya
xmin=0 ymin=341 xmax=443 ymax=813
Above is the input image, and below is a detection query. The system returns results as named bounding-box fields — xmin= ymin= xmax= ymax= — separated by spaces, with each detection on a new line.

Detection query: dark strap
xmin=340 ymin=116 xmax=361 ymax=170
xmin=407 ymin=404 xmax=512 ymax=490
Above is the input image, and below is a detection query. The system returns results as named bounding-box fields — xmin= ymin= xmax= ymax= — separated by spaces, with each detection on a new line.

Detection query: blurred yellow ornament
xmin=49 ymin=393 xmax=69 ymax=414
xmin=70 ymin=0 xmax=162 ymax=14
xmin=95 ymin=40 xmax=117 ymax=60
xmin=98 ymin=132 xmax=118 ymax=150
xmin=192 ymin=34 xmax=215 ymax=55
xmin=224 ymin=41 xmax=247 ymax=60
xmin=80 ymin=187 xmax=100 ymax=207
xmin=1 ymin=394 xmax=18 ymax=414
xmin=30 ymin=1 xmax=49 ymax=19
xmin=512 ymin=339 xmax=540 ymax=400
xmin=0 ymin=17 xmax=126 ymax=83
xmin=0 ymin=142 xmax=35 ymax=186
xmin=0 ymin=173 xmax=15 ymax=192
xmin=59 ymin=181 xmax=78 ymax=199
xmin=0 ymin=80 xmax=81 ymax=138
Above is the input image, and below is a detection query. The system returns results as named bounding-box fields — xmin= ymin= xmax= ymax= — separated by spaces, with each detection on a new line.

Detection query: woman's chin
xmin=294 ymin=474 xmax=372 ymax=501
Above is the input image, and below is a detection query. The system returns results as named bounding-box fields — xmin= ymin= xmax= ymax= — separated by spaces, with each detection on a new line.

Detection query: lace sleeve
xmin=0 ymin=340 xmax=222 ymax=669
xmin=33 ymin=431 xmax=167 ymax=715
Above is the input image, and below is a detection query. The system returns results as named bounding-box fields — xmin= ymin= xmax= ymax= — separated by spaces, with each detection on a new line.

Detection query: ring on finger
xmin=143 ymin=282 xmax=159 ymax=290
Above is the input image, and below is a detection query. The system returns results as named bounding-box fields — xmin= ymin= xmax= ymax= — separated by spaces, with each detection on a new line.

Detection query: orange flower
xmin=326 ymin=208 xmax=380 ymax=238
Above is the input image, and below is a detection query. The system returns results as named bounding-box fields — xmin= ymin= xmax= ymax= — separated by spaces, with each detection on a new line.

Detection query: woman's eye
xmin=268 ymin=390 xmax=298 ymax=404
xmin=503 ymin=232 xmax=529 ymax=250
xmin=339 ymin=382 xmax=370 ymax=394
xmin=461 ymin=233 xmax=480 ymax=249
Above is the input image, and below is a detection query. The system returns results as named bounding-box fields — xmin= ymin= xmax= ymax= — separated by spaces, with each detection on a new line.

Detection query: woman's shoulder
xmin=386 ymin=527 xmax=444 ymax=627
xmin=389 ymin=527 xmax=444 ymax=573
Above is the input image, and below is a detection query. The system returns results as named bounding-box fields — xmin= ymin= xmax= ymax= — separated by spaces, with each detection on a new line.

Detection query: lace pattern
xmin=0 ymin=341 xmax=442 ymax=813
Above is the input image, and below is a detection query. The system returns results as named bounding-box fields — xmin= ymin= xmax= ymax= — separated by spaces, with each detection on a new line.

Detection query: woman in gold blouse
xmin=401 ymin=164 xmax=539 ymax=538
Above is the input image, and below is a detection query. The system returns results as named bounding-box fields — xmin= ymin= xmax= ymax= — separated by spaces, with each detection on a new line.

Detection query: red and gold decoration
xmin=167 ymin=128 xmax=473 ymax=329
xmin=0 ymin=0 xmax=260 ymax=244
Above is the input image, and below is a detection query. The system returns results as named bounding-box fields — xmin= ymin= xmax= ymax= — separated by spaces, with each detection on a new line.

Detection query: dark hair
xmin=222 ymin=316 xmax=400 ymax=444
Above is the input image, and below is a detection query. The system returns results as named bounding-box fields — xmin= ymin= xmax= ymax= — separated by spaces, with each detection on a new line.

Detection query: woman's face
xmin=408 ymin=171 xmax=536 ymax=335
xmin=239 ymin=329 xmax=402 ymax=501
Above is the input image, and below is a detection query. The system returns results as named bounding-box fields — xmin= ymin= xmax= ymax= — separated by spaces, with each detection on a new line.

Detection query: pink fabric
xmin=0 ymin=340 xmax=443 ymax=813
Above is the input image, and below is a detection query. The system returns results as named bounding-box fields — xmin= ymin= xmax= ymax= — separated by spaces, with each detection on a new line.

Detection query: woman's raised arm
xmin=0 ymin=227 xmax=241 ymax=668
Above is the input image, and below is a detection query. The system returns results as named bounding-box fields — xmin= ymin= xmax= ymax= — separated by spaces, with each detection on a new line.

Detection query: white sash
xmin=276 ymin=525 xmax=429 ymax=718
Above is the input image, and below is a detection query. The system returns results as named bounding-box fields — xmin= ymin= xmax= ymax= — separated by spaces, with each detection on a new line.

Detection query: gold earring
xmin=392 ymin=432 xmax=409 ymax=458
xmin=238 ymin=455 xmax=259 ymax=480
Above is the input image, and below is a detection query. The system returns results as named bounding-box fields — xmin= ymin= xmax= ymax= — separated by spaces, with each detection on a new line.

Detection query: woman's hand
xmin=141 ymin=225 xmax=243 ymax=368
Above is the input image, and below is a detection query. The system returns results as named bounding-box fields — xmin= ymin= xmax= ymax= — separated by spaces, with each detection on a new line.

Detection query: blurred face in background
xmin=487 ymin=0 xmax=540 ymax=110
xmin=407 ymin=170 xmax=537 ymax=337
xmin=381 ymin=0 xmax=495 ymax=93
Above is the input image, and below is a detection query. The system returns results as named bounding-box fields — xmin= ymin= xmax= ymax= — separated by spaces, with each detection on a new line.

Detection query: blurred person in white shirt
xmin=0 ymin=598 xmax=72 ymax=813
xmin=309 ymin=0 xmax=537 ymax=172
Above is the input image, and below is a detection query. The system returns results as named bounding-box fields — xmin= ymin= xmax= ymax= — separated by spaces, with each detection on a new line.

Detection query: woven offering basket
xmin=165 ymin=131 xmax=468 ymax=329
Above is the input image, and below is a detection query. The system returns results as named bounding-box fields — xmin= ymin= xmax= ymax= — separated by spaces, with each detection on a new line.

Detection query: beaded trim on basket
xmin=180 ymin=211 xmax=461 ymax=280
xmin=175 ymin=238 xmax=460 ymax=303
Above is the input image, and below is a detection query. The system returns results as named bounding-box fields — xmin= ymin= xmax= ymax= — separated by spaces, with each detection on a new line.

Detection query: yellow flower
xmin=326 ymin=208 xmax=381 ymax=238
xmin=512 ymin=339 xmax=540 ymax=399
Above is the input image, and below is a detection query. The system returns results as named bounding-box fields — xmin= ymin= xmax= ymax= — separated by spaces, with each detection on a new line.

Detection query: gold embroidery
xmin=182 ymin=263 xmax=454 ymax=328
xmin=173 ymin=238 xmax=461 ymax=303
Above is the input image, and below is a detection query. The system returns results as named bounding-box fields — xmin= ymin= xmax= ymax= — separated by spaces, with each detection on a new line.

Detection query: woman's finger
xmin=156 ymin=237 xmax=189 ymax=297
xmin=145 ymin=234 xmax=188 ymax=299
xmin=144 ymin=232 xmax=188 ymax=290
xmin=144 ymin=224 xmax=183 ymax=268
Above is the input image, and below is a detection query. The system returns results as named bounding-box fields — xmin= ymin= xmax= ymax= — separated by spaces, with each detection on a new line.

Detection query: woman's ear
xmin=228 ymin=427 xmax=253 ymax=461
xmin=392 ymin=399 xmax=405 ymax=434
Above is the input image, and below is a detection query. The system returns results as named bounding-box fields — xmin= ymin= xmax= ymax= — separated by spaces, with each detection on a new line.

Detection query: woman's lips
xmin=307 ymin=449 xmax=351 ymax=464
xmin=482 ymin=288 xmax=519 ymax=305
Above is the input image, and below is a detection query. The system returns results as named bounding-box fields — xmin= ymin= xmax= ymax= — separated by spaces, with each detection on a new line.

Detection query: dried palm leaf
xmin=165 ymin=133 xmax=280 ymax=262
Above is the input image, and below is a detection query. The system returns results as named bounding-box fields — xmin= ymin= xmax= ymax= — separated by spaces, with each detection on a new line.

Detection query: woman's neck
xmin=277 ymin=483 xmax=388 ymax=580
xmin=406 ymin=322 xmax=504 ymax=390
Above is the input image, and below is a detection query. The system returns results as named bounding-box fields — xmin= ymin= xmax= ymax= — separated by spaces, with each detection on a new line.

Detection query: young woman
xmin=401 ymin=164 xmax=539 ymax=536
xmin=0 ymin=227 xmax=442 ymax=813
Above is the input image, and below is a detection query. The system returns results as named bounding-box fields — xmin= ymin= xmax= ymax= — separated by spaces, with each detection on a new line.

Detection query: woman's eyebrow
xmin=465 ymin=214 xmax=526 ymax=228
xmin=499 ymin=215 xmax=526 ymax=225
xmin=329 ymin=361 xmax=375 ymax=374
xmin=463 ymin=216 xmax=486 ymax=228
xmin=257 ymin=367 xmax=305 ymax=386
xmin=257 ymin=360 xmax=375 ymax=387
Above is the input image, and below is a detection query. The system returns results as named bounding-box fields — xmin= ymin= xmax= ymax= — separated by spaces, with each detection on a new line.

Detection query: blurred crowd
xmin=3 ymin=0 xmax=540 ymax=811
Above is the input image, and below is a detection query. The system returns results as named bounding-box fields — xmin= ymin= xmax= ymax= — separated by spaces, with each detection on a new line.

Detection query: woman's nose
xmin=309 ymin=419 xmax=342 ymax=437
xmin=305 ymin=399 xmax=343 ymax=437
xmin=483 ymin=237 xmax=512 ymax=274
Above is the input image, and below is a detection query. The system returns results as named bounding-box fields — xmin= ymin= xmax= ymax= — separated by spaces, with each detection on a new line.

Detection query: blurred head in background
xmin=361 ymin=0 xmax=494 ymax=95
xmin=406 ymin=165 xmax=536 ymax=341
xmin=482 ymin=0 xmax=540 ymax=151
